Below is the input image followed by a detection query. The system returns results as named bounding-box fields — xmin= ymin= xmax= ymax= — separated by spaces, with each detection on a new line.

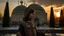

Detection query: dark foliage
xmin=49 ymin=7 xmax=55 ymax=27
xmin=2 ymin=2 xmax=10 ymax=27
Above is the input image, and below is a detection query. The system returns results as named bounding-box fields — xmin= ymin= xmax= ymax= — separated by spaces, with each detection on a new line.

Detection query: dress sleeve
xmin=18 ymin=24 xmax=25 ymax=36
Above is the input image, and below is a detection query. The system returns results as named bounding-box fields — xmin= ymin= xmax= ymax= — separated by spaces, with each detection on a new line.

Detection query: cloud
xmin=0 ymin=0 xmax=18 ymax=3
xmin=30 ymin=0 xmax=64 ymax=7
xmin=0 ymin=0 xmax=6 ymax=2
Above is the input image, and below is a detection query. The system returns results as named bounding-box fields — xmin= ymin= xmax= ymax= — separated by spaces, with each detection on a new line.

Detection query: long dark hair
xmin=23 ymin=7 xmax=34 ymax=22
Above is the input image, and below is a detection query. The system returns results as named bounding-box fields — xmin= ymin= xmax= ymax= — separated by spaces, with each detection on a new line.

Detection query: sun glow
xmin=55 ymin=12 xmax=60 ymax=17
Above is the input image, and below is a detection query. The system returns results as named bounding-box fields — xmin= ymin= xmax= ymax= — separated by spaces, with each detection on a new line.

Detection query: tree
xmin=2 ymin=1 xmax=10 ymax=27
xmin=49 ymin=7 xmax=55 ymax=27
xmin=59 ymin=9 xmax=64 ymax=27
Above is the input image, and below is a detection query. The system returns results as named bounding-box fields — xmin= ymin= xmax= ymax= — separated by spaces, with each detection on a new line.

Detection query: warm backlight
xmin=55 ymin=12 xmax=60 ymax=17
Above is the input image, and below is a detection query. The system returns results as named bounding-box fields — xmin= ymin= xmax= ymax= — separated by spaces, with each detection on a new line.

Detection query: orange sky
xmin=0 ymin=2 xmax=64 ymax=20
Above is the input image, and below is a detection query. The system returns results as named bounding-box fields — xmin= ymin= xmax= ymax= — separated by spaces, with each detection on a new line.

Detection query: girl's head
xmin=23 ymin=7 xmax=34 ymax=22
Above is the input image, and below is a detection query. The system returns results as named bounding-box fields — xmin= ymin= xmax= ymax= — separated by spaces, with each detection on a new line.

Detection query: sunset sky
xmin=0 ymin=0 xmax=64 ymax=20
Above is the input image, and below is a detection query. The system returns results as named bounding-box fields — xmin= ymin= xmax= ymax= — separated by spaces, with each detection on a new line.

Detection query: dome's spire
xmin=20 ymin=0 xmax=23 ymax=5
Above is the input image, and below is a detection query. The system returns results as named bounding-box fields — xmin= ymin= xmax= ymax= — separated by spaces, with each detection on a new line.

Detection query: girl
xmin=17 ymin=7 xmax=36 ymax=36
